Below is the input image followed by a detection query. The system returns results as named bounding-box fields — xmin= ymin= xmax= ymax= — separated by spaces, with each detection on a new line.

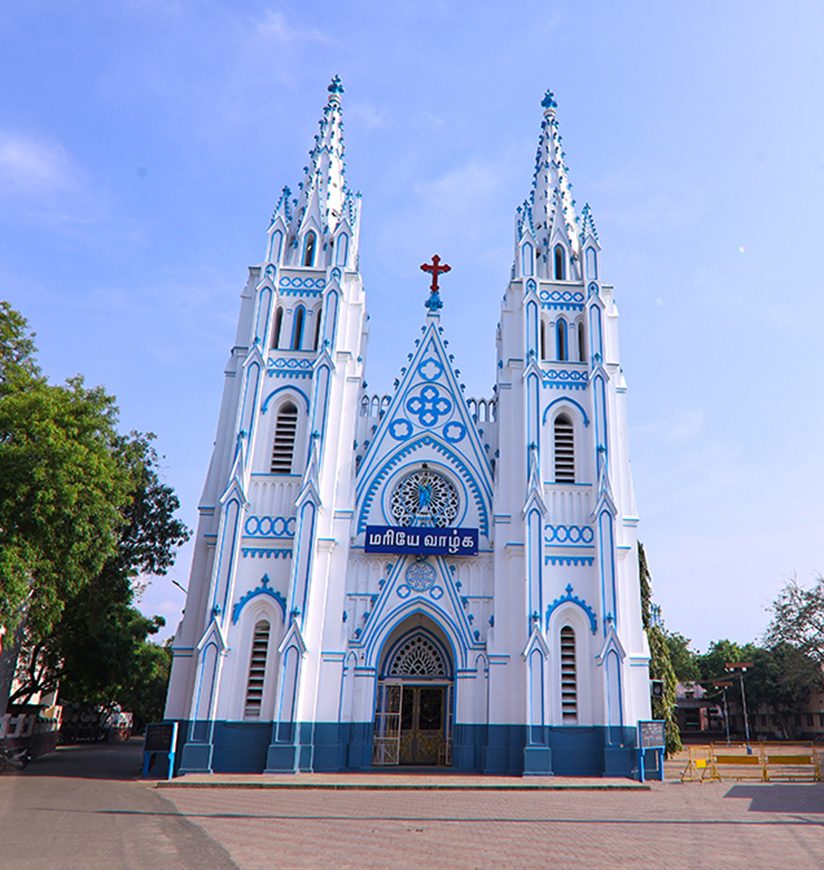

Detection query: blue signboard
xmin=365 ymin=525 xmax=478 ymax=556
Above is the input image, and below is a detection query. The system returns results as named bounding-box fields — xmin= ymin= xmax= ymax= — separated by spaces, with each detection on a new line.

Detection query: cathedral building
xmin=165 ymin=77 xmax=651 ymax=776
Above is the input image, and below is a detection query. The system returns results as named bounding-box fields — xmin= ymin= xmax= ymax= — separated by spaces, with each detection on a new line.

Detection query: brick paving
xmin=160 ymin=780 xmax=824 ymax=869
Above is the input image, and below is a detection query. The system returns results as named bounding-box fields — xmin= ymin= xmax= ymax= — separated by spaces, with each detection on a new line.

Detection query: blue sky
xmin=3 ymin=1 xmax=823 ymax=651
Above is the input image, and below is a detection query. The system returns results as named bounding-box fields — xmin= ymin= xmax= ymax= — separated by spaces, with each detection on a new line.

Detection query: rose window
xmin=389 ymin=469 xmax=459 ymax=528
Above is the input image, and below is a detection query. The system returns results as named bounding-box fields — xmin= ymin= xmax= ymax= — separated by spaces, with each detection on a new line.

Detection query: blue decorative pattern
xmin=267 ymin=358 xmax=313 ymax=379
xmin=545 ymin=555 xmax=595 ymax=566
xmin=388 ymin=418 xmax=413 ymax=441
xmin=406 ymin=385 xmax=452 ymax=426
xmin=546 ymin=583 xmax=597 ymax=634
xmin=244 ymin=516 xmax=296 ymax=537
xmin=279 ymin=276 xmax=325 ymax=295
xmin=232 ymin=574 xmax=287 ymax=624
xmin=241 ymin=547 xmax=293 ymax=559
xmin=542 ymin=369 xmax=588 ymax=390
xmin=442 ymin=421 xmax=466 ymax=443
xmin=417 ymin=357 xmax=444 ymax=381
xmin=539 ymin=289 xmax=585 ymax=310
xmin=405 ymin=560 xmax=436 ymax=591
xmin=545 ymin=524 xmax=595 ymax=545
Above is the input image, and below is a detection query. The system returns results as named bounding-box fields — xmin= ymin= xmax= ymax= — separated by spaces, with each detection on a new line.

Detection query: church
xmin=164 ymin=77 xmax=652 ymax=777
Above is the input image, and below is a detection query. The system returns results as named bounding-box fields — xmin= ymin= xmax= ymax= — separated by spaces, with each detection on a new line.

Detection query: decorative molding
xmin=546 ymin=583 xmax=597 ymax=634
xmin=232 ymin=574 xmax=287 ymax=624
xmin=278 ymin=276 xmax=325 ymax=295
xmin=542 ymin=369 xmax=588 ymax=390
xmin=539 ymin=289 xmax=585 ymax=310
xmin=544 ymin=555 xmax=594 ymax=567
xmin=267 ymin=357 xmax=314 ymax=379
xmin=241 ymin=547 xmax=293 ymax=559
xmin=243 ymin=515 xmax=296 ymax=538
xmin=544 ymin=524 xmax=595 ymax=546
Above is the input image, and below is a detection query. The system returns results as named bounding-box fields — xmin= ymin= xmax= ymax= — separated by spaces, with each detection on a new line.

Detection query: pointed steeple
xmin=516 ymin=89 xmax=581 ymax=276
xmin=290 ymin=75 xmax=351 ymax=240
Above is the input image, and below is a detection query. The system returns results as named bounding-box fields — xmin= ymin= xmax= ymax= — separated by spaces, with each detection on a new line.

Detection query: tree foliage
xmin=765 ymin=576 xmax=824 ymax=664
xmin=638 ymin=543 xmax=681 ymax=755
xmin=665 ymin=632 xmax=700 ymax=683
xmin=10 ymin=432 xmax=190 ymax=717
xmin=0 ymin=302 xmax=189 ymax=722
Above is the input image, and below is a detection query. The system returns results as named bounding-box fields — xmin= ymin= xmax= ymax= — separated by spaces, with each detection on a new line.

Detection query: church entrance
xmin=372 ymin=627 xmax=453 ymax=766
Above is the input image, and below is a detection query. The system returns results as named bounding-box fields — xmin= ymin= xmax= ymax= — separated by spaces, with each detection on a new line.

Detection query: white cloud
xmin=254 ymin=10 xmax=332 ymax=46
xmin=0 ymin=133 xmax=76 ymax=194
xmin=348 ymin=102 xmax=390 ymax=130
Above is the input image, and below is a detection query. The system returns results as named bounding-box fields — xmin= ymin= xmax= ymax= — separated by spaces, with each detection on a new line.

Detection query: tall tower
xmin=494 ymin=89 xmax=650 ymax=774
xmin=165 ymin=83 xmax=651 ymax=778
xmin=166 ymin=77 xmax=369 ymax=773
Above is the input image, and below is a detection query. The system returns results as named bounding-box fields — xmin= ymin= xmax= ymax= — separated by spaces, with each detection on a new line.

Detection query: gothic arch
xmin=356 ymin=435 xmax=490 ymax=536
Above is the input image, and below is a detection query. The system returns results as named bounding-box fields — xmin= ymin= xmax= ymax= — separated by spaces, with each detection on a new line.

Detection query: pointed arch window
xmin=553 ymin=413 xmax=575 ymax=483
xmin=313 ymin=308 xmax=322 ymax=350
xmin=292 ymin=306 xmax=305 ymax=350
xmin=586 ymin=246 xmax=598 ymax=279
xmin=540 ymin=320 xmax=547 ymax=361
xmin=578 ymin=321 xmax=586 ymax=363
xmin=244 ymin=620 xmax=271 ymax=719
xmin=271 ymin=402 xmax=298 ymax=473
xmin=522 ymin=242 xmax=534 ymax=277
xmin=560 ymin=626 xmax=578 ymax=723
xmin=556 ymin=318 xmax=568 ymax=361
xmin=302 ymin=232 xmax=317 ymax=267
xmin=272 ymin=306 xmax=283 ymax=349
xmin=554 ymin=245 xmax=566 ymax=280
xmin=269 ymin=230 xmax=283 ymax=264
xmin=335 ymin=233 xmax=349 ymax=266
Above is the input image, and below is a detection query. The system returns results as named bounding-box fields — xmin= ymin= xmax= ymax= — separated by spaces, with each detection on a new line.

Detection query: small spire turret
xmin=516 ymin=88 xmax=581 ymax=277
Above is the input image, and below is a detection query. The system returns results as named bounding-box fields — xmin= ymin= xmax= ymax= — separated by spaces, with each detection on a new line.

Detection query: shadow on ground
xmin=724 ymin=783 xmax=824 ymax=814
xmin=21 ymin=738 xmax=145 ymax=781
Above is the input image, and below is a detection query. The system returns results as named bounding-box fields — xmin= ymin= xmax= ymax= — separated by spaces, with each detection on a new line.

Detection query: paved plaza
xmin=0 ymin=742 xmax=821 ymax=868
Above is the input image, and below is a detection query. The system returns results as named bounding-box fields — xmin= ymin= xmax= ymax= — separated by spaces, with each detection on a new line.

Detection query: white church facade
xmin=165 ymin=78 xmax=652 ymax=776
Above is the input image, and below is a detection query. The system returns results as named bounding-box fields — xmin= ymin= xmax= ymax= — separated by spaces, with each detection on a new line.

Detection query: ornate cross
xmin=420 ymin=254 xmax=451 ymax=293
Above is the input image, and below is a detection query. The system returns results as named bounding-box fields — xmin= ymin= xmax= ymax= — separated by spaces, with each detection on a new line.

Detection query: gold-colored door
xmin=399 ymin=686 xmax=445 ymax=765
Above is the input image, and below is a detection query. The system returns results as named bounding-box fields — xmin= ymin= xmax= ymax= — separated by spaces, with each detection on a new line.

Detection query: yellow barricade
xmin=762 ymin=743 xmax=821 ymax=782
xmin=680 ymin=746 xmax=713 ymax=783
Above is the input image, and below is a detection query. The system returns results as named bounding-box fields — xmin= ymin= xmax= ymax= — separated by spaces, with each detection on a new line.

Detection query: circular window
xmin=389 ymin=468 xmax=459 ymax=528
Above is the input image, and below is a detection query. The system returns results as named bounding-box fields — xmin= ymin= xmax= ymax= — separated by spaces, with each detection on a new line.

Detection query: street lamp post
xmin=713 ymin=681 xmax=732 ymax=745
xmin=725 ymin=662 xmax=753 ymax=753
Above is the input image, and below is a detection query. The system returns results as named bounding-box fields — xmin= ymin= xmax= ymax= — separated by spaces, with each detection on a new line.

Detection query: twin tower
xmin=165 ymin=77 xmax=651 ymax=776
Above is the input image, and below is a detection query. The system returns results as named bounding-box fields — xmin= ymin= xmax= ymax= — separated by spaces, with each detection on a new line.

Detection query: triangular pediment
xmin=355 ymin=317 xmax=493 ymax=536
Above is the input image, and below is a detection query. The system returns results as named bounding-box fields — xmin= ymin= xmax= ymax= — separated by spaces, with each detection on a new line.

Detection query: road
xmin=1 ymin=740 xmax=822 ymax=868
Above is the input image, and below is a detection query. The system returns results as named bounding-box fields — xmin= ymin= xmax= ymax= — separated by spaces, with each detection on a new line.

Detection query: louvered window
xmin=554 ymin=414 xmax=575 ymax=482
xmin=271 ymin=402 xmax=298 ymax=473
xmin=560 ymin=626 xmax=578 ymax=723
xmin=244 ymin=620 xmax=271 ymax=720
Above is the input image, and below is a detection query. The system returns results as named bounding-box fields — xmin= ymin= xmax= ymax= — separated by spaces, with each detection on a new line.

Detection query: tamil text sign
xmin=365 ymin=525 xmax=478 ymax=556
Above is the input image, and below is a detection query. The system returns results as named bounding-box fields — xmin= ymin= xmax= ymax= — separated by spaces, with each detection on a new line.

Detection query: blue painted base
xmin=170 ymin=721 xmax=640 ymax=778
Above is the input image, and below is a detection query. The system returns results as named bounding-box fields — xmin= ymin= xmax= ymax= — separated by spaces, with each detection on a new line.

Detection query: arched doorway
xmin=372 ymin=622 xmax=453 ymax=767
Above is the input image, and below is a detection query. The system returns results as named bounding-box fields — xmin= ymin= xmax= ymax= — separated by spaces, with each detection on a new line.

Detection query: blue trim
xmin=261 ymin=385 xmax=310 ymax=414
xmin=542 ymin=396 xmax=590 ymax=427
xmin=232 ymin=574 xmax=287 ymax=624
xmin=545 ymin=583 xmax=597 ymax=634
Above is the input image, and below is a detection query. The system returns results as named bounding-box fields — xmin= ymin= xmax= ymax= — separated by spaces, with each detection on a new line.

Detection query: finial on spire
xmin=328 ymin=74 xmax=344 ymax=100
xmin=541 ymin=89 xmax=557 ymax=112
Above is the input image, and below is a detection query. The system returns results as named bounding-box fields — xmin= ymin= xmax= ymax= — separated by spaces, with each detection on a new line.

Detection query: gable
xmin=355 ymin=319 xmax=493 ymax=537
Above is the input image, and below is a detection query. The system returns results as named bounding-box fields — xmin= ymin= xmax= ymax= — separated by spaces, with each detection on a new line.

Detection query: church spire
xmin=290 ymin=75 xmax=350 ymax=240
xmin=515 ymin=89 xmax=581 ymax=278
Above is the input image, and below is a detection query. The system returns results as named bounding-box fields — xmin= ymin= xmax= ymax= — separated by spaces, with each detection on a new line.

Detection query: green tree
xmin=765 ymin=576 xmax=824 ymax=664
xmin=638 ymin=543 xmax=681 ymax=755
xmin=0 ymin=305 xmax=134 ymax=713
xmin=10 ymin=432 xmax=190 ymax=722
xmin=665 ymin=632 xmax=700 ymax=683
xmin=697 ymin=639 xmax=758 ymax=684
